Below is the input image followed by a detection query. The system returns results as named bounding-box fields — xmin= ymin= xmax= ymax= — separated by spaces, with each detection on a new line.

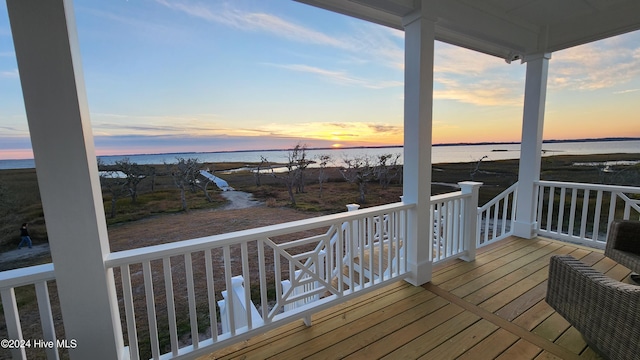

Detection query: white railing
xmin=477 ymin=182 xmax=518 ymax=248
xmin=430 ymin=182 xmax=481 ymax=263
xmin=104 ymin=202 xmax=411 ymax=360
xmin=535 ymin=181 xmax=640 ymax=248
xmin=0 ymin=263 xmax=59 ymax=360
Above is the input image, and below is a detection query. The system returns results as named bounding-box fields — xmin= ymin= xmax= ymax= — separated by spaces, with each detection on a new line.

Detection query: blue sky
xmin=1 ymin=0 xmax=639 ymax=160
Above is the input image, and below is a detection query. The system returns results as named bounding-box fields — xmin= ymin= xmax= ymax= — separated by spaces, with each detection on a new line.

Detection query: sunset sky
xmin=1 ymin=0 xmax=639 ymax=160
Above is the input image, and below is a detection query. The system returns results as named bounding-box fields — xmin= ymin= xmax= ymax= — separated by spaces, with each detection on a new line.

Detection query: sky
xmin=0 ymin=0 xmax=639 ymax=160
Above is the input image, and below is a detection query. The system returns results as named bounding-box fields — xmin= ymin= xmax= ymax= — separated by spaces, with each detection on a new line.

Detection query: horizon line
xmin=1 ymin=136 xmax=639 ymax=162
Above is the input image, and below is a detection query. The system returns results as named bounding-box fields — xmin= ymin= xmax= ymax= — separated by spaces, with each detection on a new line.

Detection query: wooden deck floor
xmin=200 ymin=236 xmax=634 ymax=360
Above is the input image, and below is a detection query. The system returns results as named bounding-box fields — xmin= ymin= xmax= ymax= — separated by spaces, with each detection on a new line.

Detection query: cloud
xmin=0 ymin=69 xmax=18 ymax=78
xmin=368 ymin=124 xmax=402 ymax=134
xmin=266 ymin=63 xmax=402 ymax=89
xmin=154 ymin=1 xmax=405 ymax=88
xmin=549 ymin=33 xmax=640 ymax=91
xmin=614 ymin=88 xmax=640 ymax=94
xmin=154 ymin=0 xmax=345 ymax=48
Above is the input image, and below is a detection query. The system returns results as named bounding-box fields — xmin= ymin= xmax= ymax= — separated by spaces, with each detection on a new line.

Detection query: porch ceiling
xmin=294 ymin=0 xmax=640 ymax=62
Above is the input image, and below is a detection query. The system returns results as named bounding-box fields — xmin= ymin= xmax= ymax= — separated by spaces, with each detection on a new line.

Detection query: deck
xmin=199 ymin=236 xmax=635 ymax=360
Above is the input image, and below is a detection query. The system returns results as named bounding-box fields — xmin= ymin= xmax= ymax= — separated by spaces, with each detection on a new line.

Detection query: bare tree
xmin=470 ymin=155 xmax=488 ymax=181
xmin=166 ymin=157 xmax=201 ymax=211
xmin=317 ymin=154 xmax=332 ymax=198
xmin=293 ymin=144 xmax=311 ymax=194
xmin=98 ymin=159 xmax=127 ymax=218
xmin=254 ymin=156 xmax=270 ymax=187
xmin=375 ymin=153 xmax=401 ymax=189
xmin=114 ymin=158 xmax=148 ymax=204
xmin=271 ymin=144 xmax=309 ymax=205
xmin=341 ymin=155 xmax=376 ymax=203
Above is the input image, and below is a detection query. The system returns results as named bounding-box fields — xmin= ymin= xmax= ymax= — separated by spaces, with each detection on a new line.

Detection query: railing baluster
xmin=222 ymin=246 xmax=235 ymax=335
xmin=184 ymin=253 xmax=199 ymax=349
xmin=592 ymin=190 xmax=604 ymax=241
xmin=240 ymin=242 xmax=252 ymax=330
xmin=546 ymin=185 xmax=555 ymax=232
xmin=536 ymin=185 xmax=545 ymax=229
xmin=1 ymin=288 xmax=26 ymax=360
xmin=557 ymin=187 xmax=566 ymax=234
xmin=120 ymin=265 xmax=139 ymax=360
xmin=455 ymin=200 xmax=461 ymax=253
xmin=35 ymin=281 xmax=58 ymax=360
xmin=491 ymin=201 xmax=498 ymax=239
xmin=204 ymin=249 xmax=218 ymax=341
xmin=337 ymin=222 xmax=345 ymax=294
xmin=367 ymin=215 xmax=374 ymax=285
xmin=500 ymin=196 xmax=508 ymax=235
xmin=142 ymin=260 xmax=160 ymax=360
xmin=568 ymin=188 xmax=578 ymax=236
xmin=162 ymin=257 xmax=179 ymax=356
xmin=580 ymin=189 xmax=590 ymax=239
xmin=257 ymin=240 xmax=268 ymax=323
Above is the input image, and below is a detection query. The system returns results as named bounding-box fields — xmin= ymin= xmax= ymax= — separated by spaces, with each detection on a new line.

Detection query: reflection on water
xmin=2 ymin=140 xmax=639 ymax=170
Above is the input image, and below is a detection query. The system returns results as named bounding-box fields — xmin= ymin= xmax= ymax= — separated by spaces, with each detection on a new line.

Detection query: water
xmin=1 ymin=140 xmax=639 ymax=170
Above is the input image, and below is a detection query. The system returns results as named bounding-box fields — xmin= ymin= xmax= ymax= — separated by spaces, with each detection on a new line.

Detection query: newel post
xmin=458 ymin=182 xmax=482 ymax=262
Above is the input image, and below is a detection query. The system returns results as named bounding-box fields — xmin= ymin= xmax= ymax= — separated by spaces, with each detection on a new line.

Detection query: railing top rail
xmin=536 ymin=180 xmax=640 ymax=194
xmin=430 ymin=190 xmax=466 ymax=202
xmin=106 ymin=202 xmax=414 ymax=267
xmin=0 ymin=263 xmax=55 ymax=289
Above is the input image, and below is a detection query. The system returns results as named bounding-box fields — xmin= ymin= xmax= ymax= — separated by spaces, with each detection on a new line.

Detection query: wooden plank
xmin=496 ymin=339 xmax=542 ymax=360
xmin=535 ymin=350 xmax=566 ymax=359
xmin=228 ymin=283 xmax=423 ymax=359
xmin=532 ymin=312 xmax=571 ymax=342
xmin=605 ymin=263 xmax=632 ymax=282
xmin=419 ymin=319 xmax=498 ymax=359
xmin=512 ymin=300 xmax=555 ymax=331
xmin=433 ymin=239 xmax=548 ymax=285
xmin=450 ymin=243 xmax=570 ymax=299
xmin=346 ymin=303 xmax=469 ymax=360
xmin=433 ymin=237 xmax=537 ymax=281
xmin=380 ymin=310 xmax=481 ymax=360
xmin=555 ymin=326 xmax=587 ymax=355
xmin=457 ymin=328 xmax=520 ymax=360
xmin=474 ymin=267 xmax=549 ymax=312
xmin=209 ymin=281 xmax=416 ymax=359
xmin=302 ymin=297 xmax=449 ymax=360
xmin=276 ymin=290 xmax=445 ymax=359
xmin=440 ymin=241 xmax=561 ymax=292
xmin=425 ymin=282 xmax=581 ymax=360
xmin=495 ymin=281 xmax=548 ymax=321
xmin=469 ymin=244 xmax=594 ymax=313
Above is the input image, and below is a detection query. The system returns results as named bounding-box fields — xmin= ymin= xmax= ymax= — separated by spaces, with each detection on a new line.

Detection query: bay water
xmin=1 ymin=140 xmax=639 ymax=170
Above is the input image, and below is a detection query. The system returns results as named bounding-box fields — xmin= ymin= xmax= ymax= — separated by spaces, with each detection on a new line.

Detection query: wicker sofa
xmin=604 ymin=220 xmax=640 ymax=278
xmin=546 ymin=255 xmax=640 ymax=360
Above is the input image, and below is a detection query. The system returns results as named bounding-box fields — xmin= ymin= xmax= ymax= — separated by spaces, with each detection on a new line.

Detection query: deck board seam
xmin=423 ymin=282 xmax=581 ymax=360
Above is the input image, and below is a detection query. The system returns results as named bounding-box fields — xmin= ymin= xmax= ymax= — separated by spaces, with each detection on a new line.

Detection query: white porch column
xmin=513 ymin=53 xmax=552 ymax=239
xmin=7 ymin=1 xmax=124 ymax=359
xmin=402 ymin=4 xmax=436 ymax=286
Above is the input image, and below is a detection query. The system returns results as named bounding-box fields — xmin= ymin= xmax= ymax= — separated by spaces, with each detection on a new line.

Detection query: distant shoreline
xmin=97 ymin=137 xmax=640 ymax=158
xmin=1 ymin=137 xmax=639 ymax=168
